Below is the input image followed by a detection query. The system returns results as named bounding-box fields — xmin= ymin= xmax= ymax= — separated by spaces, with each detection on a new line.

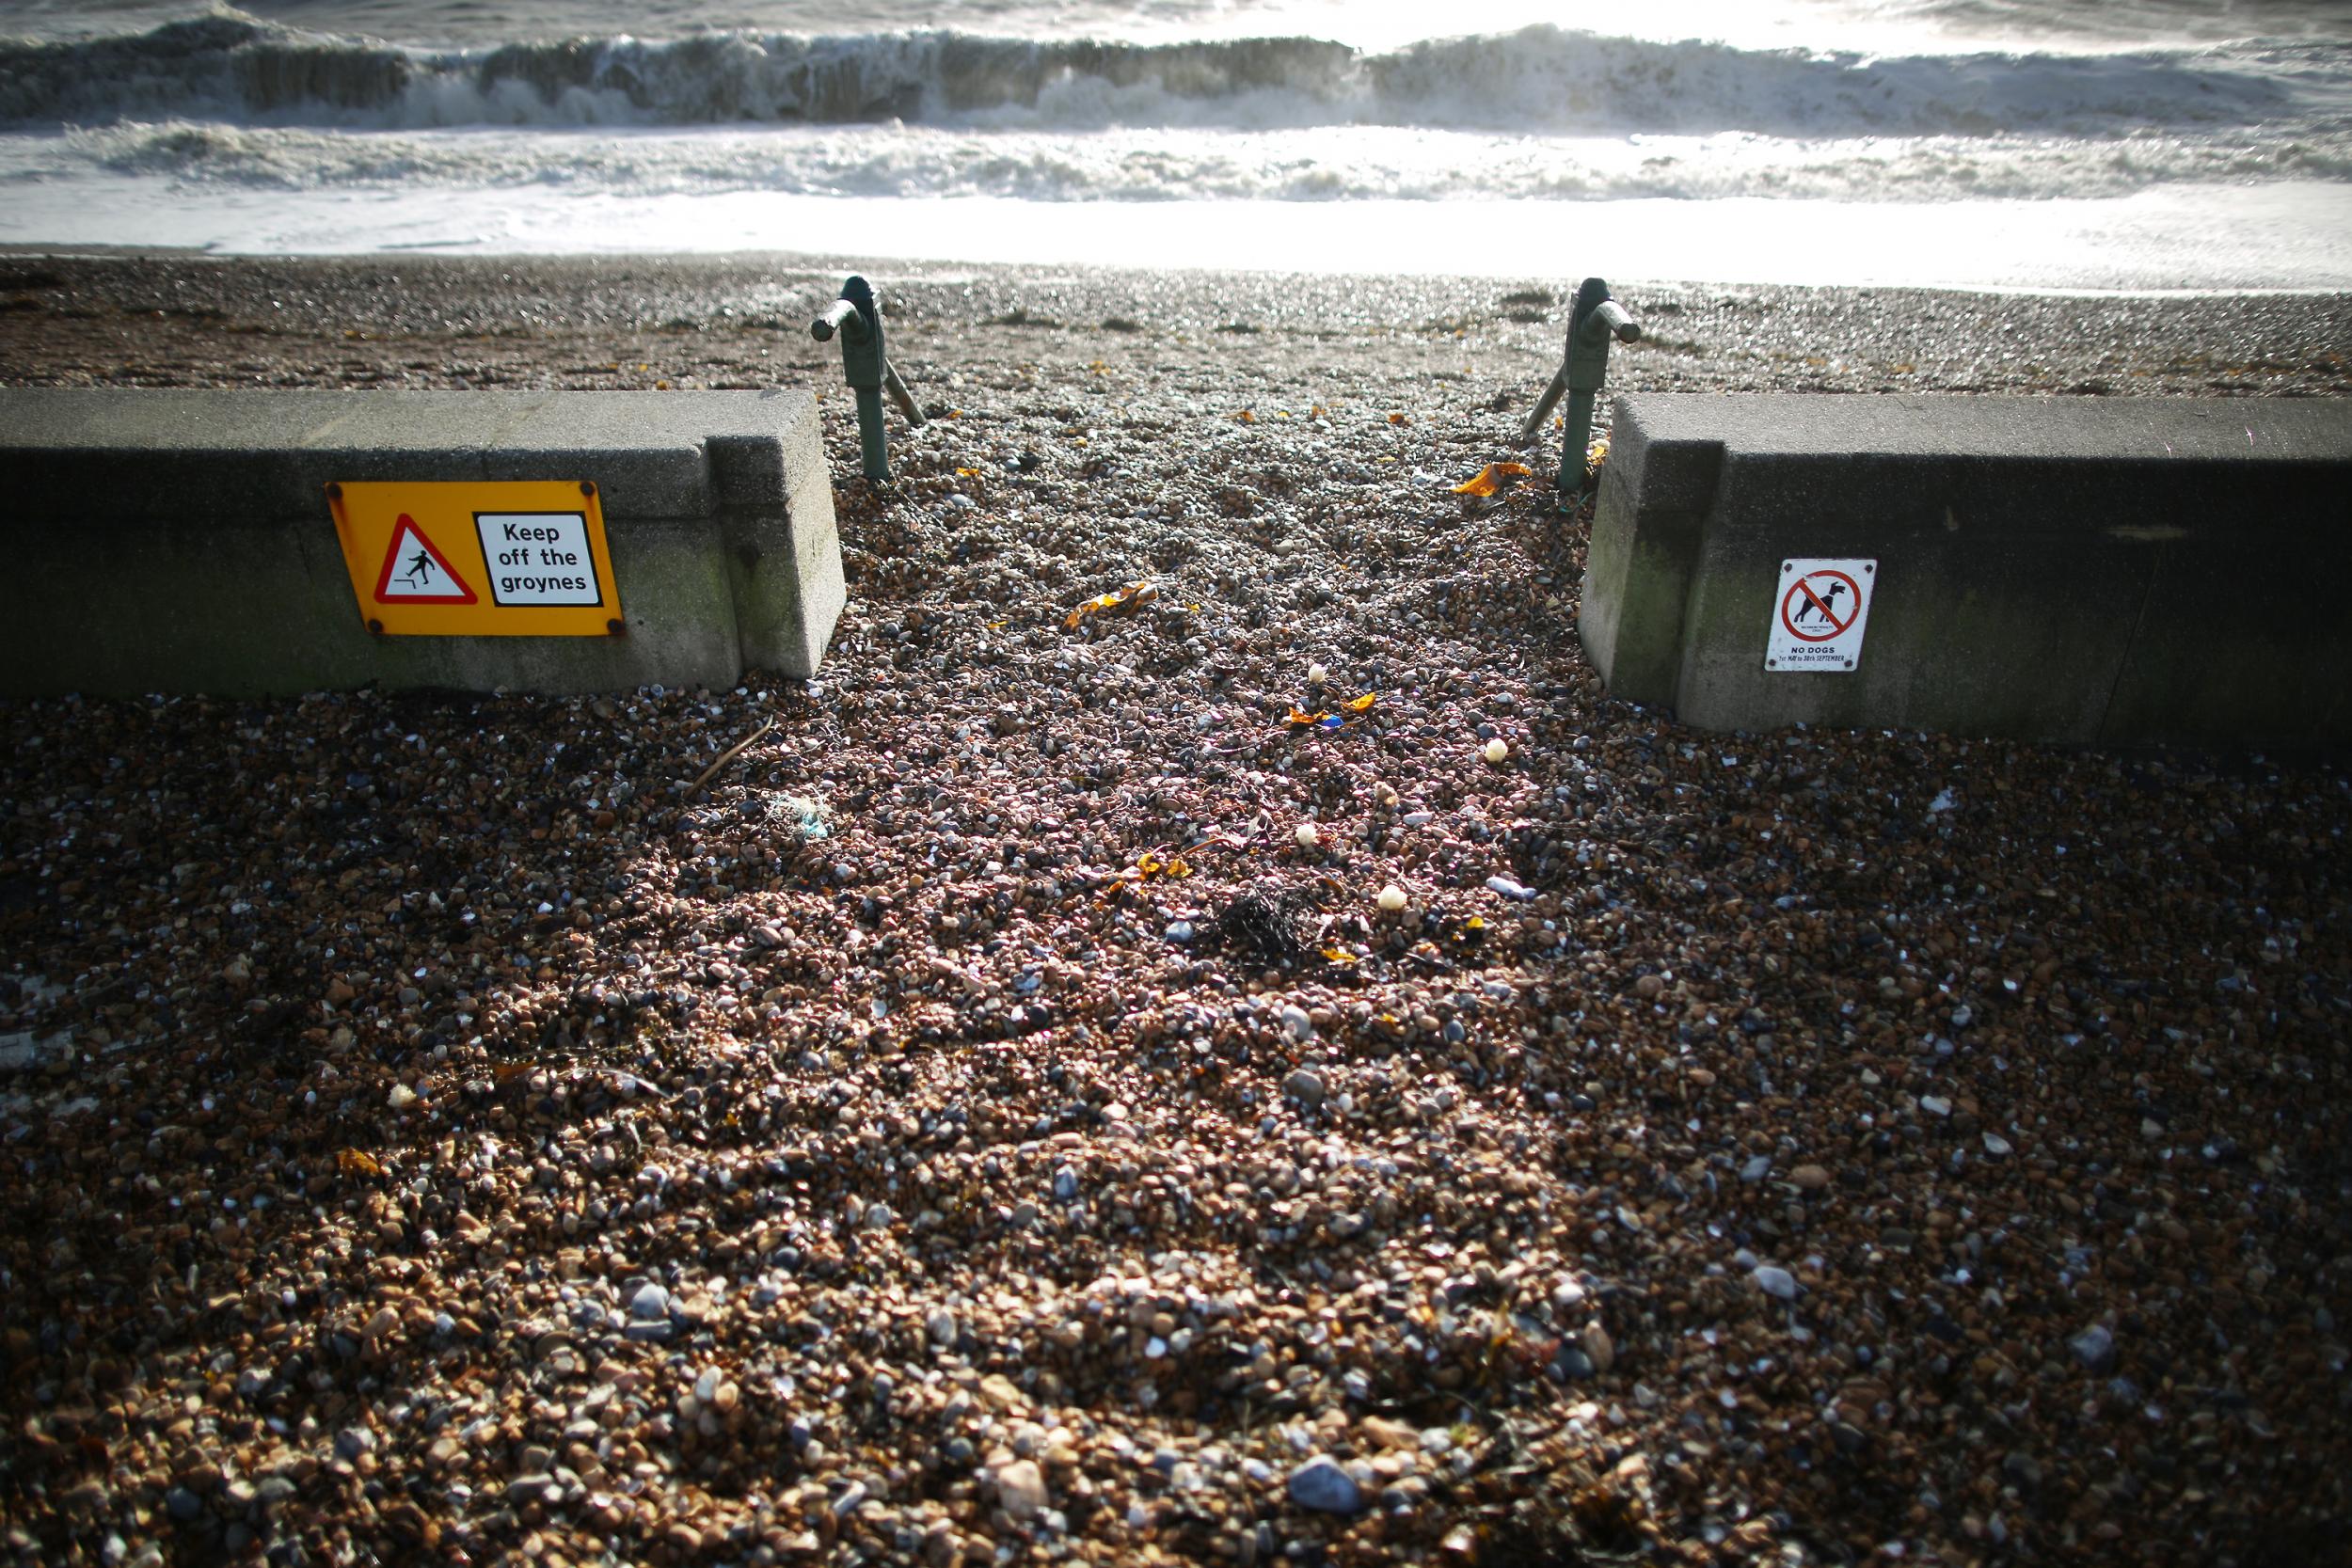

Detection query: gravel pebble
xmin=1287 ymin=1455 xmax=1363 ymax=1515
xmin=993 ymin=1458 xmax=1049 ymax=1522
xmin=2072 ymin=1323 xmax=2119 ymax=1372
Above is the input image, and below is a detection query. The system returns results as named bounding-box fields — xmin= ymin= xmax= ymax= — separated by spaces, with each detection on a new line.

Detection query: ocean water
xmin=2 ymin=0 xmax=2348 ymax=289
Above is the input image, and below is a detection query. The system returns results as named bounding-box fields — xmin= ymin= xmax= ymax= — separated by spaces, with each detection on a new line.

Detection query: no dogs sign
xmin=327 ymin=480 xmax=622 ymax=637
xmin=1766 ymin=558 xmax=1875 ymax=672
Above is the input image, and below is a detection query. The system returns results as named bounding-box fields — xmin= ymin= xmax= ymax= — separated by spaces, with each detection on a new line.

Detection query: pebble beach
xmin=2 ymin=252 xmax=2349 ymax=1568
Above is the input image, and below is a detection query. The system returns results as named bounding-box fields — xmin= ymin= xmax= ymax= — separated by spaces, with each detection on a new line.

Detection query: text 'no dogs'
xmin=1766 ymin=558 xmax=1876 ymax=672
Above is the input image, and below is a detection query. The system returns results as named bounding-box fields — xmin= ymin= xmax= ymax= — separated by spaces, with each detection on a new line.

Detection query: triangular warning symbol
xmin=374 ymin=515 xmax=476 ymax=604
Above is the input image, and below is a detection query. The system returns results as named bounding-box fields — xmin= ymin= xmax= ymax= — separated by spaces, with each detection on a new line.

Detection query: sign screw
xmin=607 ymin=618 xmax=628 ymax=638
xmin=326 ymin=483 xmax=342 ymax=500
xmin=580 ymin=481 xmax=596 ymax=497
xmin=366 ymin=618 xmax=385 ymax=635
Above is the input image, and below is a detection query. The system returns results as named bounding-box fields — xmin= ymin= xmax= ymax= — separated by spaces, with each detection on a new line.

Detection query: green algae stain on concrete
xmin=1605 ymin=529 xmax=1707 ymax=704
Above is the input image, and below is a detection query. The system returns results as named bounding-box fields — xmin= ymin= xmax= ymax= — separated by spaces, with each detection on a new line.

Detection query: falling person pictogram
xmin=371 ymin=515 xmax=477 ymax=605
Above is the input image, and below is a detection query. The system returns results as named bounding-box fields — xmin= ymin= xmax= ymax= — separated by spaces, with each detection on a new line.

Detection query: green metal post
xmin=1518 ymin=277 xmax=1640 ymax=506
xmin=811 ymin=275 xmax=925 ymax=483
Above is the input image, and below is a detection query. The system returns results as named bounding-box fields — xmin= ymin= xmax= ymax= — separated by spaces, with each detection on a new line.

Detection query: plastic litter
xmin=1063 ymin=580 xmax=1158 ymax=630
xmin=1451 ymin=461 xmax=1532 ymax=498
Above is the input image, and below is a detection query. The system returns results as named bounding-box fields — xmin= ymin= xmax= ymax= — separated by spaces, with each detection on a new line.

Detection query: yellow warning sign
xmin=326 ymin=480 xmax=622 ymax=637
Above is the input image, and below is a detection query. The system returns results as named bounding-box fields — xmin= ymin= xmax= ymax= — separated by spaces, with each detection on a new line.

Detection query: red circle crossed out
xmin=1780 ymin=569 xmax=1860 ymax=642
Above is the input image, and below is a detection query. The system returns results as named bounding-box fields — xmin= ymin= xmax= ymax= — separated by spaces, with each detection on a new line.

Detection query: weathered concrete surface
xmin=0 ymin=389 xmax=843 ymax=696
xmin=1581 ymin=395 xmax=2352 ymax=749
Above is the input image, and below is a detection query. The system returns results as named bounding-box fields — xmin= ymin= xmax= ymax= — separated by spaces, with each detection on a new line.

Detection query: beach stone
xmin=2071 ymin=1323 xmax=2117 ymax=1372
xmin=628 ymin=1283 xmax=670 ymax=1321
xmin=1753 ymin=1265 xmax=1800 ymax=1300
xmin=1790 ymin=1164 xmax=1832 ymax=1191
xmin=1287 ymin=1454 xmax=1362 ymax=1515
xmin=1282 ymin=1069 xmax=1327 ymax=1107
xmin=0 ymin=1032 xmax=56 ymax=1072
xmin=994 ymin=1459 xmax=1048 ymax=1521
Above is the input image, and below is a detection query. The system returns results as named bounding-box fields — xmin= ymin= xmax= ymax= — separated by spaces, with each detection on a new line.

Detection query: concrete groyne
xmin=1580 ymin=395 xmax=2352 ymax=749
xmin=0 ymin=389 xmax=844 ymax=696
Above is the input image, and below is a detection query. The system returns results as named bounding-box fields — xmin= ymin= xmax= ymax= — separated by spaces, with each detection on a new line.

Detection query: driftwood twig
xmin=687 ymin=718 xmax=777 ymax=797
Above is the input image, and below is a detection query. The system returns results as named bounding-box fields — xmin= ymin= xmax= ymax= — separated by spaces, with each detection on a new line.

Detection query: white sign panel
xmin=473 ymin=512 xmax=605 ymax=607
xmin=1766 ymin=558 xmax=1876 ymax=672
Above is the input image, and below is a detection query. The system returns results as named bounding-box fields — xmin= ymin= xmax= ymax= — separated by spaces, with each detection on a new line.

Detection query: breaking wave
xmin=3 ymin=12 xmax=2345 ymax=139
xmin=50 ymin=119 xmax=2352 ymax=205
